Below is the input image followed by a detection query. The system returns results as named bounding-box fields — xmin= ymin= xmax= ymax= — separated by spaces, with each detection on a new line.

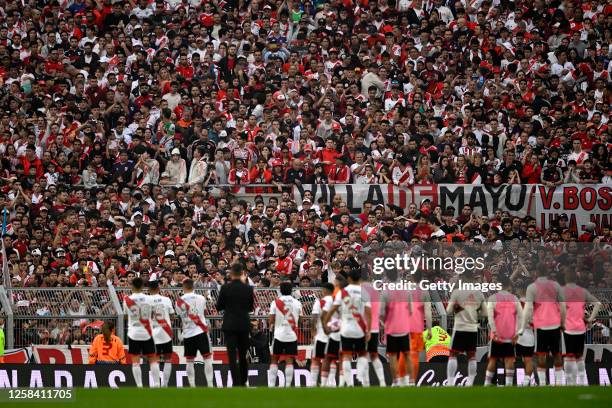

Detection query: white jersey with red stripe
xmin=149 ymin=293 xmax=175 ymax=345
xmin=123 ymin=293 xmax=154 ymax=341
xmin=312 ymin=295 xmax=332 ymax=343
xmin=176 ymin=292 xmax=209 ymax=339
xmin=289 ymin=247 xmax=305 ymax=261
xmin=333 ymin=284 xmax=371 ymax=339
xmin=270 ymin=295 xmax=302 ymax=342
xmin=446 ymin=289 xmax=486 ymax=333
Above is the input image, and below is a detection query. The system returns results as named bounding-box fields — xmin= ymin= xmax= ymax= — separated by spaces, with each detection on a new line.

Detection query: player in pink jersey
xmin=484 ymin=279 xmax=522 ymax=386
xmin=380 ymin=286 xmax=414 ymax=386
xmin=363 ymin=279 xmax=386 ymax=386
xmin=515 ymin=286 xmax=536 ymax=387
xmin=562 ymin=270 xmax=601 ymax=385
xmin=406 ymin=282 xmax=432 ymax=385
xmin=520 ymin=267 xmax=566 ymax=386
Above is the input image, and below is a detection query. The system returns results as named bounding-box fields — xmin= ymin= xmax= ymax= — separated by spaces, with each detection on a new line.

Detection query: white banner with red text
xmin=293 ymin=184 xmax=611 ymax=234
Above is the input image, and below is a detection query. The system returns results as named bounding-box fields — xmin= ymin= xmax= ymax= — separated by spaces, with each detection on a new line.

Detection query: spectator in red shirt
xmin=328 ymin=156 xmax=351 ymax=184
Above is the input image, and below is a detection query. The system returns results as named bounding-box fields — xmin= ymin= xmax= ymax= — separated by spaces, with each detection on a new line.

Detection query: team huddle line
xmin=92 ymin=267 xmax=601 ymax=388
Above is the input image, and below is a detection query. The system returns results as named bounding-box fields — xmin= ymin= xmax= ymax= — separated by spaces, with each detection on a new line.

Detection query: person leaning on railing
xmin=88 ymin=322 xmax=126 ymax=364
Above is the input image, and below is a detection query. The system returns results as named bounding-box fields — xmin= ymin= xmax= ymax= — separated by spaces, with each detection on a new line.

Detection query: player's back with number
xmin=270 ymin=295 xmax=302 ymax=342
xmin=447 ymin=289 xmax=485 ymax=332
xmin=334 ymin=283 xmax=370 ymax=338
xmin=150 ymin=293 xmax=174 ymax=344
xmin=177 ymin=292 xmax=208 ymax=338
xmin=124 ymin=292 xmax=154 ymax=340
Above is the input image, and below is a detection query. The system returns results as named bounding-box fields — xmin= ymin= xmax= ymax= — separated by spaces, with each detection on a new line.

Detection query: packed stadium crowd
xmin=0 ymin=0 xmax=610 ymax=349
xmin=0 ymin=0 xmax=611 ymax=289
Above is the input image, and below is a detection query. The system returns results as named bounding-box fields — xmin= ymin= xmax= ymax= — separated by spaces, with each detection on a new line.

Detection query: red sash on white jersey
xmin=275 ymin=298 xmax=298 ymax=335
xmin=124 ymin=296 xmax=153 ymax=336
xmin=395 ymin=166 xmax=413 ymax=185
xmin=362 ymin=224 xmax=379 ymax=238
xmin=156 ymin=314 xmax=173 ymax=338
xmin=289 ymin=248 xmax=300 ymax=260
xmin=340 ymin=289 xmax=367 ymax=333
xmin=176 ymin=298 xmax=209 ymax=333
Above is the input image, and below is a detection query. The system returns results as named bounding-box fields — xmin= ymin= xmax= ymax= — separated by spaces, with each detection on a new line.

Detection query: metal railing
xmin=7 ymin=287 xmax=122 ymax=348
xmin=113 ymin=287 xmax=321 ymax=347
xmin=1 ymin=286 xmax=610 ymax=349
xmin=0 ymin=286 xmax=12 ymax=349
xmin=587 ymin=289 xmax=612 ymax=344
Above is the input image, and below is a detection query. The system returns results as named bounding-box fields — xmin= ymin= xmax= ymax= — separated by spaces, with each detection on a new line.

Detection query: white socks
xmin=327 ymin=363 xmax=337 ymax=387
xmin=447 ymin=357 xmax=458 ymax=386
xmin=554 ymin=367 xmax=563 ymax=386
xmin=537 ymin=368 xmax=547 ymax=385
xmin=522 ymin=374 xmax=532 ymax=387
xmin=186 ymin=362 xmax=196 ymax=387
xmin=505 ymin=369 xmax=514 ymax=386
xmin=285 ymin=364 xmax=294 ymax=387
xmin=149 ymin=362 xmax=160 ymax=388
xmin=311 ymin=364 xmax=320 ymax=386
xmin=357 ymin=357 xmax=369 ymax=387
xmin=268 ymin=364 xmax=278 ymax=387
xmin=467 ymin=358 xmax=477 ymax=386
xmin=564 ymin=359 xmax=577 ymax=385
xmin=577 ymin=359 xmax=586 ymax=385
xmin=204 ymin=358 xmax=214 ymax=387
xmin=162 ymin=361 xmax=172 ymax=387
xmin=342 ymin=360 xmax=354 ymax=387
xmin=132 ymin=364 xmax=143 ymax=388
xmin=485 ymin=370 xmax=494 ymax=386
xmin=371 ymin=357 xmax=386 ymax=386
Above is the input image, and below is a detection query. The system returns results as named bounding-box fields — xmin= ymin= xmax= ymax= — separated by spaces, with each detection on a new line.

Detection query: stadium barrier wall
xmin=0 ymin=362 xmax=610 ymax=388
xmin=22 ymin=344 xmax=612 ymax=365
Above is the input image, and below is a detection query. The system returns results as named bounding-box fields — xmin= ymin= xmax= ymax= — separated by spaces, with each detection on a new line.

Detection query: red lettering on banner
xmin=398 ymin=186 xmax=407 ymax=209
xmin=538 ymin=185 xmax=555 ymax=210
xmin=590 ymin=214 xmax=610 ymax=231
xmin=580 ymin=187 xmax=597 ymax=211
xmin=70 ymin=348 xmax=83 ymax=364
xmin=416 ymin=185 xmax=438 ymax=206
xmin=564 ymin=186 xmax=579 ymax=210
xmin=36 ymin=348 xmax=67 ymax=364
xmin=569 ymin=214 xmax=578 ymax=232
xmin=599 ymin=186 xmax=612 ymax=211
xmin=32 ymin=345 xmax=310 ymax=365
xmin=387 ymin=184 xmax=395 ymax=205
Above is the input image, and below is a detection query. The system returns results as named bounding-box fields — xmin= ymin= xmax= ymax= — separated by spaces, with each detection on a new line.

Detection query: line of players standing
xmin=122 ymin=268 xmax=601 ymax=387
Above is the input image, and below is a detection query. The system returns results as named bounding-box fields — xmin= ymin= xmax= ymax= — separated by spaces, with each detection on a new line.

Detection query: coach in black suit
xmin=216 ymin=263 xmax=254 ymax=386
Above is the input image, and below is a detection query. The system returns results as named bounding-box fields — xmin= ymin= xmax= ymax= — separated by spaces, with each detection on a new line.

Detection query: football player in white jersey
xmin=123 ymin=277 xmax=159 ymax=388
xmin=310 ymin=283 xmax=334 ymax=386
xmin=324 ymin=269 xmax=372 ymax=387
xmin=149 ymin=280 xmax=175 ymax=387
xmin=268 ymin=281 xmax=303 ymax=387
xmin=515 ymin=286 xmax=536 ymax=386
xmin=322 ymin=275 xmax=347 ymax=387
xmin=445 ymin=280 xmax=486 ymax=386
xmin=176 ymin=278 xmax=214 ymax=387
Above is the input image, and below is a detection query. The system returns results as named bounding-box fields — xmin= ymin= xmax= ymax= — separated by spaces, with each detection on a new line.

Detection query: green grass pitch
xmin=4 ymin=387 xmax=611 ymax=408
